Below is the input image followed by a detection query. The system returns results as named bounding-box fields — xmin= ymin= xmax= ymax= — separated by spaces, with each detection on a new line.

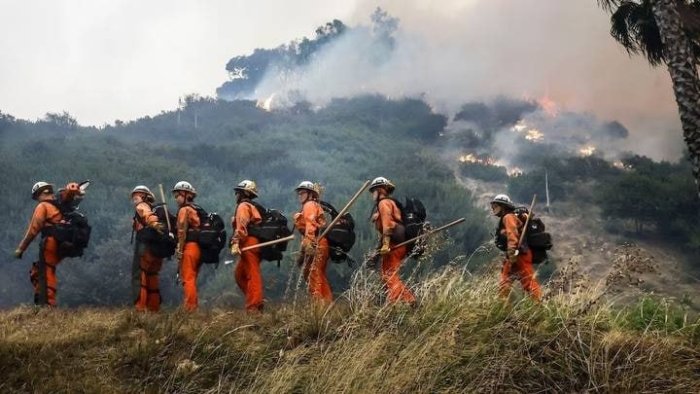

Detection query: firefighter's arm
xmin=233 ymin=203 xmax=250 ymax=243
xmin=503 ymin=214 xmax=521 ymax=262
xmin=301 ymin=203 xmax=318 ymax=244
xmin=17 ymin=204 xmax=47 ymax=254
xmin=136 ymin=202 xmax=161 ymax=231
xmin=176 ymin=208 xmax=189 ymax=259
xmin=230 ymin=204 xmax=248 ymax=255
xmin=378 ymin=200 xmax=394 ymax=254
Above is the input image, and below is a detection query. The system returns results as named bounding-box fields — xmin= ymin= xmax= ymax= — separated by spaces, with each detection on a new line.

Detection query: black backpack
xmin=134 ymin=203 xmax=177 ymax=259
xmin=320 ymin=201 xmax=356 ymax=262
xmin=494 ymin=207 xmax=552 ymax=264
xmin=43 ymin=200 xmax=91 ymax=258
xmin=185 ymin=204 xmax=227 ymax=264
xmin=378 ymin=197 xmax=427 ymax=256
xmin=245 ymin=200 xmax=292 ymax=262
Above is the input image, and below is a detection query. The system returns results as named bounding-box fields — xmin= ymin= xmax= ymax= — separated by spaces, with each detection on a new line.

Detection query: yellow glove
xmin=150 ymin=222 xmax=165 ymax=234
xmin=507 ymin=250 xmax=518 ymax=264
xmin=13 ymin=248 xmax=23 ymax=259
xmin=379 ymin=235 xmax=391 ymax=255
xmin=230 ymin=242 xmax=241 ymax=256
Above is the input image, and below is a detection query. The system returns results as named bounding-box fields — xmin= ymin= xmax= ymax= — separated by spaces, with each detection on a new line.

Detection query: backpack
xmin=494 ymin=207 xmax=552 ymax=264
xmin=40 ymin=200 xmax=91 ymax=258
xmin=134 ymin=203 xmax=177 ymax=259
xmin=245 ymin=200 xmax=292 ymax=262
xmin=185 ymin=204 xmax=227 ymax=264
xmin=320 ymin=201 xmax=356 ymax=262
xmin=377 ymin=197 xmax=427 ymax=256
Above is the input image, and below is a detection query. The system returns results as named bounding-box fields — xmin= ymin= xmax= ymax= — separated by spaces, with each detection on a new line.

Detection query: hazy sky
xmin=0 ymin=0 xmax=357 ymax=125
xmin=0 ymin=0 xmax=684 ymax=159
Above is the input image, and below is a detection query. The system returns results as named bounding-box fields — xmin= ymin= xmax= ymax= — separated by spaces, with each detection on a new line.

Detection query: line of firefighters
xmin=13 ymin=177 xmax=541 ymax=311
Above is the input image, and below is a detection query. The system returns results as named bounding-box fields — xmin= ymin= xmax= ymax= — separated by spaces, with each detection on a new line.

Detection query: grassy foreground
xmin=1 ymin=265 xmax=699 ymax=393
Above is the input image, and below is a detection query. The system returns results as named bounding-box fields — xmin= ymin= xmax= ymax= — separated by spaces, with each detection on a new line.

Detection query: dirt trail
xmin=456 ymin=170 xmax=700 ymax=310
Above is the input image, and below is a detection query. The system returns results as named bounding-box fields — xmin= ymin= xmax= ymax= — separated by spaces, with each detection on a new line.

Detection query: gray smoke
xmin=250 ymin=0 xmax=684 ymax=161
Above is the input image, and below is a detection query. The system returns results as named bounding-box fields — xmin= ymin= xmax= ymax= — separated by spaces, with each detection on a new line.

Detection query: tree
xmin=598 ymin=0 xmax=700 ymax=197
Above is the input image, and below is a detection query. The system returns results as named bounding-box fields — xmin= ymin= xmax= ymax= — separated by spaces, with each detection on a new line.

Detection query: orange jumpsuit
xmin=133 ymin=202 xmax=164 ymax=312
xmin=498 ymin=213 xmax=542 ymax=301
xmin=18 ymin=200 xmax=63 ymax=306
xmin=177 ymin=204 xmax=201 ymax=311
xmin=232 ymin=201 xmax=264 ymax=312
xmin=373 ymin=198 xmax=416 ymax=304
xmin=295 ymin=200 xmax=332 ymax=302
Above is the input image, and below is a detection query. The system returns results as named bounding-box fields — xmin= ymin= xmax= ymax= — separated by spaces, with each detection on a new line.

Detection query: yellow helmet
xmin=234 ymin=180 xmax=258 ymax=197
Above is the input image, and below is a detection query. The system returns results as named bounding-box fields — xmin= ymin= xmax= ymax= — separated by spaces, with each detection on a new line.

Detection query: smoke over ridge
xmin=242 ymin=0 xmax=683 ymax=161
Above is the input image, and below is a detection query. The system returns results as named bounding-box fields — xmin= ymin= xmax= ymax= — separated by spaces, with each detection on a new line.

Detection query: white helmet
xmin=369 ymin=177 xmax=395 ymax=193
xmin=295 ymin=181 xmax=318 ymax=194
xmin=234 ymin=179 xmax=258 ymax=197
xmin=172 ymin=181 xmax=197 ymax=196
xmin=31 ymin=181 xmax=54 ymax=199
xmin=491 ymin=194 xmax=514 ymax=209
xmin=131 ymin=185 xmax=154 ymax=200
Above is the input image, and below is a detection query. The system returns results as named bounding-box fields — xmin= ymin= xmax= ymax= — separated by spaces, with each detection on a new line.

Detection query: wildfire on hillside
xmin=458 ymin=153 xmax=497 ymax=165
xmin=511 ymin=120 xmax=545 ymax=143
xmin=579 ymin=145 xmax=596 ymax=157
xmin=256 ymin=93 xmax=276 ymax=112
xmin=537 ymin=95 xmax=558 ymax=118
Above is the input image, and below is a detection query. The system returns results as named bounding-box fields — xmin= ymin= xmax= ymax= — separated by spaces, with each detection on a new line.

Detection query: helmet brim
xmin=235 ymin=187 xmax=257 ymax=197
xmin=369 ymin=184 xmax=395 ymax=193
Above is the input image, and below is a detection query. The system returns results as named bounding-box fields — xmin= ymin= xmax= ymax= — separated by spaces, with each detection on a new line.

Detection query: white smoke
xmin=251 ymin=0 xmax=684 ymax=161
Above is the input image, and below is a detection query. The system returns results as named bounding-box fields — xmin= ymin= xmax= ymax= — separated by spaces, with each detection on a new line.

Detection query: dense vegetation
xmin=0 ymin=96 xmax=489 ymax=308
xmin=501 ymin=154 xmax=700 ymax=253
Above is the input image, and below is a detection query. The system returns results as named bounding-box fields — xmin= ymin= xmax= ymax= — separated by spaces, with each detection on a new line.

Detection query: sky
xmin=0 ymin=0 xmax=357 ymax=125
xmin=0 ymin=0 xmax=685 ymax=159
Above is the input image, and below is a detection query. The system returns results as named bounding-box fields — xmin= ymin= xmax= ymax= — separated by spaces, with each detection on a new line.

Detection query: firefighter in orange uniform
xmin=294 ymin=181 xmax=333 ymax=303
xmin=131 ymin=185 xmax=165 ymax=312
xmin=173 ymin=181 xmax=201 ymax=311
xmin=230 ymin=180 xmax=265 ymax=312
xmin=491 ymin=194 xmax=542 ymax=301
xmin=369 ymin=177 xmax=415 ymax=305
xmin=14 ymin=181 xmax=80 ymax=306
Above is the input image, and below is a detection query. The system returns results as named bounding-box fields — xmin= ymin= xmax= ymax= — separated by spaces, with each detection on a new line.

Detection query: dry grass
xmin=1 ymin=263 xmax=699 ymax=393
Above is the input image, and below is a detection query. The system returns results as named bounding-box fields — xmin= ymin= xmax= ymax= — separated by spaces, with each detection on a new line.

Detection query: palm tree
xmin=598 ymin=0 xmax=700 ymax=196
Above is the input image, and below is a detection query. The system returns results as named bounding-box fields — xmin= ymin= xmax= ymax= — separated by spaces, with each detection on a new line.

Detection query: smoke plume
xmin=247 ymin=0 xmax=684 ymax=161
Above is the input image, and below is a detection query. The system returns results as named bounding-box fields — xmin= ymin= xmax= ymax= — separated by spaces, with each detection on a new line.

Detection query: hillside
xmin=455 ymin=167 xmax=700 ymax=312
xmin=1 ymin=268 xmax=699 ymax=393
xmin=0 ymin=96 xmax=487 ymax=308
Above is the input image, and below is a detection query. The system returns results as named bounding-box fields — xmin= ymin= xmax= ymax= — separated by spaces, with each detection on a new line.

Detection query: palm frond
xmin=598 ymin=0 xmax=625 ymax=13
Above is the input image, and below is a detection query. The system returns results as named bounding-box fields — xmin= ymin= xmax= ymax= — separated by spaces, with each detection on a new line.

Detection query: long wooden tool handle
xmin=158 ymin=184 xmax=172 ymax=233
xmin=392 ymin=217 xmax=466 ymax=249
xmin=317 ymin=179 xmax=371 ymax=240
xmin=240 ymin=234 xmax=296 ymax=252
xmin=514 ymin=194 xmax=536 ymax=256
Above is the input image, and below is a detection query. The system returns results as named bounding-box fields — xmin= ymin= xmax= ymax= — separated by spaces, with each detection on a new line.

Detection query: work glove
xmin=379 ymin=235 xmax=391 ymax=256
xmin=175 ymin=249 xmax=184 ymax=263
xmin=13 ymin=248 xmax=23 ymax=259
xmin=230 ymin=242 xmax=241 ymax=256
xmin=150 ymin=222 xmax=165 ymax=234
xmin=506 ymin=249 xmax=518 ymax=265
